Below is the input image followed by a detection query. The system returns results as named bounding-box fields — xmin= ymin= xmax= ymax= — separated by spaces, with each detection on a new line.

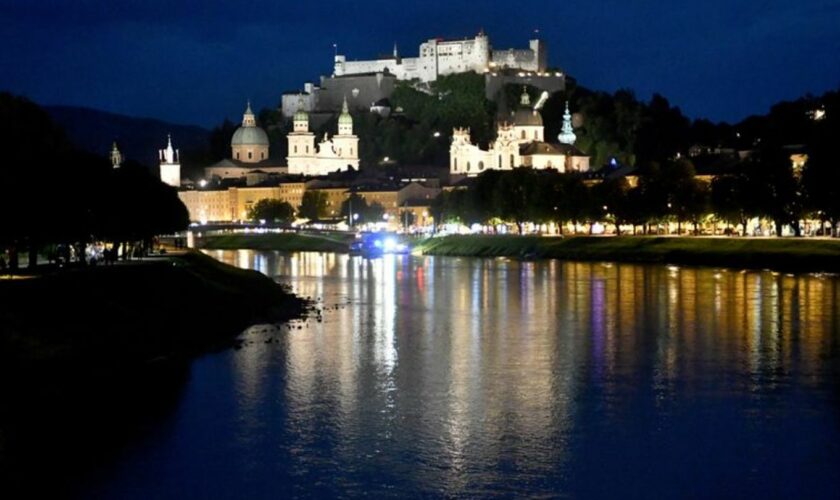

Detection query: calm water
xmin=66 ymin=252 xmax=840 ymax=497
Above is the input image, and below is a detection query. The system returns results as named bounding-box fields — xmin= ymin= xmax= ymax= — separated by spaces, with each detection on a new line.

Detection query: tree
xmin=493 ymin=167 xmax=539 ymax=233
xmin=801 ymin=108 xmax=840 ymax=235
xmin=247 ymin=199 xmax=295 ymax=224
xmin=298 ymin=191 xmax=328 ymax=220
xmin=711 ymin=173 xmax=753 ymax=234
xmin=746 ymin=147 xmax=803 ymax=236
xmin=591 ymin=177 xmax=631 ymax=235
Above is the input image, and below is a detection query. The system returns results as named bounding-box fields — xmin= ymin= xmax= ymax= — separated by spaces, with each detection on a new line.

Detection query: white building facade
xmin=287 ymin=97 xmax=359 ymax=176
xmin=450 ymin=91 xmax=589 ymax=176
xmin=159 ymin=134 xmax=181 ymax=187
xmin=334 ymin=31 xmax=546 ymax=83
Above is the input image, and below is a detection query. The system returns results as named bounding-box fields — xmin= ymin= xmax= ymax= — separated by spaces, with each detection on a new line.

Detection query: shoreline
xmin=0 ymin=251 xmax=307 ymax=371
xmin=200 ymin=232 xmax=840 ymax=274
xmin=416 ymin=235 xmax=840 ymax=274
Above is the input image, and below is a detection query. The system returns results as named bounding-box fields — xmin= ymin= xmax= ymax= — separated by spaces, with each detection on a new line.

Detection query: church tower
xmin=558 ymin=101 xmax=577 ymax=145
xmin=111 ymin=141 xmax=122 ymax=169
xmin=333 ymin=96 xmax=360 ymax=168
xmin=159 ymin=134 xmax=181 ymax=187
xmin=287 ymin=97 xmax=317 ymax=175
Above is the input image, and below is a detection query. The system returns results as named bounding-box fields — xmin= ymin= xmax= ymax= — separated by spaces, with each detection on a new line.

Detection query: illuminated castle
xmin=334 ymin=30 xmax=546 ymax=83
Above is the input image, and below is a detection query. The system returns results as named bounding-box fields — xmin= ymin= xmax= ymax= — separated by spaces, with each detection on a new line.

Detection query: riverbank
xmin=0 ymin=251 xmax=307 ymax=370
xmin=415 ymin=235 xmax=840 ymax=273
xmin=197 ymin=232 xmax=352 ymax=253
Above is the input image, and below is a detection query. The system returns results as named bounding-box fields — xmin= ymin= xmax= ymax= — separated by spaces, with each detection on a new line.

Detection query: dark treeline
xmin=0 ymin=93 xmax=189 ymax=271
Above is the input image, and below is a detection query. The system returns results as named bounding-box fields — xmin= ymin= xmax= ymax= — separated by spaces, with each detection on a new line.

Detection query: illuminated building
xmin=159 ymin=134 xmax=181 ymax=187
xmin=333 ymin=30 xmax=545 ymax=83
xmin=450 ymin=89 xmax=589 ymax=176
xmin=204 ymin=103 xmax=288 ymax=181
xmin=287 ymin=97 xmax=359 ymax=176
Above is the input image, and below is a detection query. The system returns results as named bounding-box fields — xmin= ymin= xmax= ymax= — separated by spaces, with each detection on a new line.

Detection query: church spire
xmin=558 ymin=101 xmax=577 ymax=145
xmin=338 ymin=96 xmax=353 ymax=135
xmin=159 ymin=134 xmax=181 ymax=187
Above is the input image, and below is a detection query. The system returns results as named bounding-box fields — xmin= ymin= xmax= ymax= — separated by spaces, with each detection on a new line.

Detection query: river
xmin=35 ymin=251 xmax=840 ymax=497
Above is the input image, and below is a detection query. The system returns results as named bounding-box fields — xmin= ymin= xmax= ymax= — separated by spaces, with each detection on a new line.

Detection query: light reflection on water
xmin=89 ymin=251 xmax=840 ymax=498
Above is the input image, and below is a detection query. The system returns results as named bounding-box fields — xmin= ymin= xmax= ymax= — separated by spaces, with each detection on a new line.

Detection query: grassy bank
xmin=416 ymin=235 xmax=840 ymax=273
xmin=198 ymin=232 xmax=352 ymax=253
xmin=0 ymin=251 xmax=306 ymax=369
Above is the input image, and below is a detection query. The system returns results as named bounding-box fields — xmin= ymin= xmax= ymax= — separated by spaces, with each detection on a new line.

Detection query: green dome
xmin=338 ymin=111 xmax=353 ymax=125
xmin=294 ymin=108 xmax=308 ymax=123
xmin=231 ymin=125 xmax=269 ymax=146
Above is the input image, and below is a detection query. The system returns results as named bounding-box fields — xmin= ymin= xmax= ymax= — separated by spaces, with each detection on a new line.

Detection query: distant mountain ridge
xmin=45 ymin=105 xmax=210 ymax=167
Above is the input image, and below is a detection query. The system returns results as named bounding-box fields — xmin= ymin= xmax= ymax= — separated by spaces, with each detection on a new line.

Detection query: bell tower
xmin=159 ymin=134 xmax=181 ymax=187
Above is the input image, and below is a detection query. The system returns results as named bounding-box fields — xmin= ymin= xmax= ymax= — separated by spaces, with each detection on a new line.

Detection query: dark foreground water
xmin=9 ymin=251 xmax=840 ymax=498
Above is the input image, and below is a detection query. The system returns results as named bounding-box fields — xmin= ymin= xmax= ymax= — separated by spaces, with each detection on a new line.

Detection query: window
xmin=261 ymin=152 xmax=265 ymax=160
xmin=498 ymin=155 xmax=502 ymax=168
xmin=294 ymin=145 xmax=298 ymax=154
xmin=454 ymin=158 xmax=457 ymax=170
xmin=534 ymin=130 xmax=538 ymax=139
xmin=467 ymin=161 xmax=471 ymax=171
xmin=478 ymin=161 xmax=484 ymax=170
xmin=521 ymin=130 xmax=526 ymax=139
xmin=306 ymin=146 xmax=309 ymax=154
xmin=236 ymin=152 xmax=240 ymax=160
xmin=510 ymin=155 xmax=514 ymax=167
xmin=248 ymin=151 xmax=252 ymax=160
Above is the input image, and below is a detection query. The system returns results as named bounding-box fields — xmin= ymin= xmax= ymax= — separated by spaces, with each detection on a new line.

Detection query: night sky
xmin=1 ymin=0 xmax=838 ymax=127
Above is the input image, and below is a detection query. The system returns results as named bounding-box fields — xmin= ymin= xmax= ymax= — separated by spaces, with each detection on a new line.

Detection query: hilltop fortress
xmin=282 ymin=30 xmax=564 ymax=120
xmin=333 ymin=30 xmax=546 ymax=82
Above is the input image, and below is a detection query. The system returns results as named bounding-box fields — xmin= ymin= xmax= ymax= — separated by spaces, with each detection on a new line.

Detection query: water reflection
xmin=92 ymin=251 xmax=840 ymax=497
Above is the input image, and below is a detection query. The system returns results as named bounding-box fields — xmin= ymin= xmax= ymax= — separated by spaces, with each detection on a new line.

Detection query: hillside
xmin=46 ymin=105 xmax=210 ymax=168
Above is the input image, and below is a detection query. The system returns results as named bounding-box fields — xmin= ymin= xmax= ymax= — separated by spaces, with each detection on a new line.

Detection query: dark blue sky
xmin=1 ymin=0 xmax=838 ymax=127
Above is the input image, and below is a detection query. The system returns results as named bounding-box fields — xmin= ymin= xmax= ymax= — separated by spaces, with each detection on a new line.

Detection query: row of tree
xmin=431 ymin=144 xmax=839 ymax=236
xmin=0 ymin=93 xmax=189 ymax=271
xmin=247 ymin=193 xmax=386 ymax=225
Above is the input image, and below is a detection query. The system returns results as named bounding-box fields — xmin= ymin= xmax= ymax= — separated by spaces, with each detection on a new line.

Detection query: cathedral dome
xmin=511 ymin=87 xmax=543 ymax=126
xmin=231 ymin=125 xmax=269 ymax=146
xmin=231 ymin=101 xmax=270 ymax=147
xmin=512 ymin=108 xmax=543 ymax=127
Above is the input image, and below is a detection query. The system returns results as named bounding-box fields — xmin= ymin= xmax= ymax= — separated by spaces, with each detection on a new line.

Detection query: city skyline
xmin=1 ymin=0 xmax=838 ymax=127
